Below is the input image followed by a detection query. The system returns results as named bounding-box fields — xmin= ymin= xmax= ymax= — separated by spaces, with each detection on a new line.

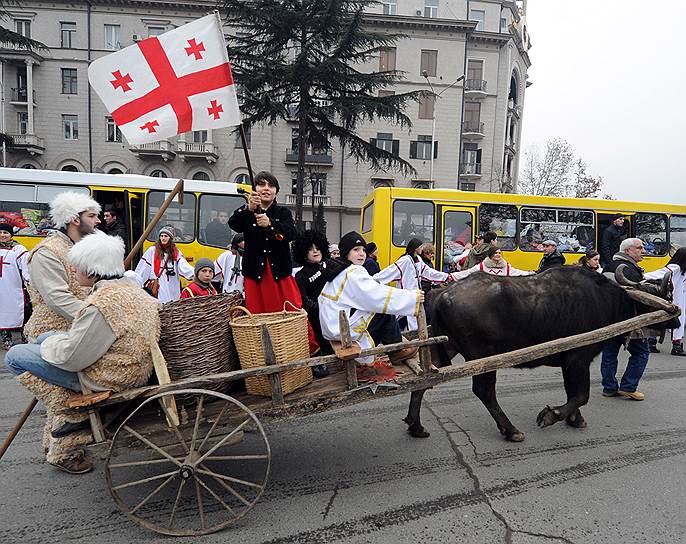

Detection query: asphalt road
xmin=1 ymin=347 xmax=685 ymax=544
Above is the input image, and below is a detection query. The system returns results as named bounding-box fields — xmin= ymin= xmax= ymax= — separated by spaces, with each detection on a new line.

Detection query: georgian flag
xmin=88 ymin=13 xmax=241 ymax=145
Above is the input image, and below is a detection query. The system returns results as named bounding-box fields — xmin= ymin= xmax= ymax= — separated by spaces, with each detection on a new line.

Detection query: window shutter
xmin=433 ymin=141 xmax=439 ymax=159
xmin=392 ymin=139 xmax=400 ymax=156
xmin=409 ymin=141 xmax=417 ymax=159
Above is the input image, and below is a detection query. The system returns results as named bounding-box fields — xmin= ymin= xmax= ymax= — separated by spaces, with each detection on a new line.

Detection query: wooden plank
xmin=339 ymin=310 xmax=358 ymax=389
xmin=66 ymin=390 xmax=112 ymax=409
xmin=416 ymin=304 xmax=432 ymax=374
xmin=262 ymin=325 xmax=284 ymax=407
xmin=77 ymin=375 xmax=106 ymax=443
xmin=151 ymin=340 xmax=179 ymax=427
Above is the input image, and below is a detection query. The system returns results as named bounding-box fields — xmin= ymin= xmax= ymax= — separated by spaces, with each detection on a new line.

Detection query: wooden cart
xmin=5 ymin=291 xmax=681 ymax=537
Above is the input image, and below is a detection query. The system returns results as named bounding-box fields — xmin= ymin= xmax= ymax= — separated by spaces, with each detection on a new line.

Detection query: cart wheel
xmin=105 ymin=388 xmax=270 ymax=536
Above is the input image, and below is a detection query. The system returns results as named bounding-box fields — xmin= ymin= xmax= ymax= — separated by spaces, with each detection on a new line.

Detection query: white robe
xmin=215 ymin=251 xmax=244 ymax=294
xmin=0 ymin=244 xmax=30 ymax=329
xmin=454 ymin=260 xmax=532 ymax=279
xmin=319 ymin=264 xmax=421 ymax=364
xmin=645 ymin=264 xmax=685 ymax=341
xmin=374 ymin=254 xmax=451 ymax=331
xmin=133 ymin=246 xmax=194 ymax=303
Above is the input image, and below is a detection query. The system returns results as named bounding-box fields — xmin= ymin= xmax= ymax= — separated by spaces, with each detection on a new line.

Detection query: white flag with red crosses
xmin=88 ymin=13 xmax=241 ymax=145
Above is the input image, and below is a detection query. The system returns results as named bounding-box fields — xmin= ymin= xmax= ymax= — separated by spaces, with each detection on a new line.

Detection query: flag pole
xmin=239 ymin=124 xmax=254 ymax=186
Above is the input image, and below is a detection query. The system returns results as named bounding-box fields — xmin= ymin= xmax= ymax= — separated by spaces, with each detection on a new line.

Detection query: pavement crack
xmin=515 ymin=529 xmax=575 ymax=543
xmin=321 ymin=484 xmax=338 ymax=521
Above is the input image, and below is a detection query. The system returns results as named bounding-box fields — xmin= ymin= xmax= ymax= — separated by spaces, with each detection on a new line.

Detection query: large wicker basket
xmin=158 ymin=292 xmax=243 ymax=398
xmin=229 ymin=304 xmax=312 ymax=397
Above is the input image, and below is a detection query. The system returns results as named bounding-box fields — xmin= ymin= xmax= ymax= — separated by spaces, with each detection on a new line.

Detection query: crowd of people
xmin=1 ymin=174 xmax=685 ymax=473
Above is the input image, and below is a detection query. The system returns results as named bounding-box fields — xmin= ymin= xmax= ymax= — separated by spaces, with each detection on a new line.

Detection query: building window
xmin=192 ymin=130 xmax=208 ymax=143
xmin=379 ymin=48 xmax=396 ymax=72
xmin=62 ymin=115 xmax=78 ymax=140
xmin=420 ymin=50 xmax=438 ymax=77
xmin=382 ymin=0 xmax=397 ymax=14
xmin=234 ymin=123 xmax=251 ymax=149
xmin=418 ymin=94 xmax=435 ymax=119
xmin=379 ymin=90 xmax=395 ymax=98
xmin=291 ymin=173 xmax=328 ymax=196
xmin=460 ymin=182 xmax=476 ymax=191
xmin=370 ymin=133 xmax=399 ymax=156
xmin=150 ymin=169 xmax=168 ymax=178
xmin=469 ymin=9 xmax=485 ymax=31
xmin=462 ymin=143 xmax=481 ymax=174
xmin=15 ymin=19 xmax=31 ymax=38
xmin=104 ymin=24 xmax=121 ymax=50
xmin=60 ymin=22 xmax=76 ymax=48
xmin=21 ymin=164 xmax=36 ymax=169
xmin=62 ymin=165 xmax=79 ymax=172
xmin=410 ymin=135 xmax=436 ymax=160
xmin=290 ymin=128 xmax=329 ymax=155
xmin=192 ymin=171 xmax=211 ymax=181
xmin=18 ymin=112 xmax=28 ymax=135
xmin=106 ymin=117 xmax=122 ymax=142
xmin=500 ymin=17 xmax=508 ymax=32
xmin=235 ymin=173 xmax=250 ymax=185
xmin=148 ymin=26 xmax=165 ymax=37
xmin=467 ymin=59 xmax=484 ymax=81
xmin=108 ymin=168 xmax=123 ymax=175
xmin=61 ymin=68 xmax=78 ymax=94
xmin=424 ymin=0 xmax=438 ymax=18
xmin=464 ymin=101 xmax=481 ymax=130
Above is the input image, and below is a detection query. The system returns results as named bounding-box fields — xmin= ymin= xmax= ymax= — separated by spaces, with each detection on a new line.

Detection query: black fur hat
xmin=292 ymin=229 xmax=330 ymax=265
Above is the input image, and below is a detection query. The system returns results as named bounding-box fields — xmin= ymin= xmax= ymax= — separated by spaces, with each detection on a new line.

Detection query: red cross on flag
xmin=88 ymin=13 xmax=241 ymax=145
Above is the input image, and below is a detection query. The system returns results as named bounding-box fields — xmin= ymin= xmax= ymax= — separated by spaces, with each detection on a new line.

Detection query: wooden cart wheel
xmin=105 ymin=388 xmax=271 ymax=536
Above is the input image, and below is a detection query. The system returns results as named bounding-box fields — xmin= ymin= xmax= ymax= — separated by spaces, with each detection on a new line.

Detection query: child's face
xmin=307 ymin=244 xmax=322 ymax=263
xmin=0 ymin=231 xmax=12 ymax=243
xmin=197 ymin=267 xmax=214 ymax=283
xmin=347 ymin=246 xmax=366 ymax=266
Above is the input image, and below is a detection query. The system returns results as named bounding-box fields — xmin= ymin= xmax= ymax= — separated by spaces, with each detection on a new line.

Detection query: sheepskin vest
xmin=80 ymin=279 xmax=161 ymax=392
xmin=24 ymin=232 xmax=88 ymax=340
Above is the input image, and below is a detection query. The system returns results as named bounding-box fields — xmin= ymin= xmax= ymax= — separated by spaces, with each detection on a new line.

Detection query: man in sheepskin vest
xmin=6 ymin=231 xmax=160 ymax=474
xmin=24 ymin=191 xmax=102 ymax=341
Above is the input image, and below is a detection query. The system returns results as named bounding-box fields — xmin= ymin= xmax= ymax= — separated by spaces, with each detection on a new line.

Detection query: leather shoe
xmin=618 ymin=389 xmax=645 ymax=401
xmin=602 ymin=390 xmax=619 ymax=397
xmin=48 ymin=450 xmax=93 ymax=474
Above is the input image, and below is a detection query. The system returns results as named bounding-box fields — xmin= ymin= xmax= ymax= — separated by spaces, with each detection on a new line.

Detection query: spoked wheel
xmin=105 ymin=388 xmax=271 ymax=536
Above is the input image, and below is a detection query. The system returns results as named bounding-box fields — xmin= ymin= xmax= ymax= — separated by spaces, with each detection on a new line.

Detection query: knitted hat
xmin=194 ymin=257 xmax=215 ymax=276
xmin=339 ymin=231 xmax=367 ymax=259
xmin=50 ymin=191 xmax=101 ymax=229
xmin=611 ymin=213 xmax=625 ymax=221
xmin=0 ymin=223 xmax=14 ymax=235
xmin=366 ymin=242 xmax=377 ymax=255
xmin=328 ymin=244 xmax=339 ymax=253
xmin=159 ymin=226 xmax=175 ymax=239
xmin=68 ymin=230 xmax=125 ymax=277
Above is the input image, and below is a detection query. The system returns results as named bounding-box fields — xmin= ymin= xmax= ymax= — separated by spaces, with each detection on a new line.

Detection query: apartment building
xmin=0 ymin=0 xmax=531 ymax=240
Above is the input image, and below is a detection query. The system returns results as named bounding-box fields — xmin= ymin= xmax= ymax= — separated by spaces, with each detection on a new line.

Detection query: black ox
xmin=404 ymin=266 xmax=678 ymax=441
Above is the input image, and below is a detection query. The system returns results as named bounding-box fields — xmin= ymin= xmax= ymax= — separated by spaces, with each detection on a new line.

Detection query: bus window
xmin=198 ymin=193 xmax=245 ymax=248
xmin=478 ymin=204 xmax=517 ymax=250
xmin=361 ymin=202 xmax=374 ymax=233
xmin=635 ymin=213 xmax=667 ymax=256
xmin=146 ymin=190 xmax=197 ymax=243
xmin=670 ymin=215 xmax=686 ymax=250
xmin=519 ymin=207 xmax=594 ymax=252
xmin=0 ymin=182 xmax=88 ymax=236
xmin=442 ymin=209 xmax=473 ymax=271
xmin=392 ymin=200 xmax=434 ymax=246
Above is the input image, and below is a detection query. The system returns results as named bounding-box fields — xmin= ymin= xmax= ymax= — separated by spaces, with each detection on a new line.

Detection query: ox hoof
xmin=536 ymin=405 xmax=562 ymax=428
xmin=408 ymin=424 xmax=430 ymax=438
xmin=505 ymin=431 xmax=525 ymax=442
xmin=565 ymin=412 xmax=587 ymax=429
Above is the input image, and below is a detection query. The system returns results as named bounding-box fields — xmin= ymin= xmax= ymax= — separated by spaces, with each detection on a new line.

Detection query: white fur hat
xmin=68 ymin=230 xmax=125 ymax=277
xmin=50 ymin=191 xmax=101 ymax=228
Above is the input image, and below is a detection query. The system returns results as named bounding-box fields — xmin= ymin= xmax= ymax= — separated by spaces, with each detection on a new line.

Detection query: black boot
xmin=648 ymin=337 xmax=660 ymax=353
xmin=671 ymin=341 xmax=686 ymax=357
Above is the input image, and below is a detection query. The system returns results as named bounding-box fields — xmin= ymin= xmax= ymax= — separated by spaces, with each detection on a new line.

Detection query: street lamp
xmin=422 ymin=71 xmax=465 ymax=185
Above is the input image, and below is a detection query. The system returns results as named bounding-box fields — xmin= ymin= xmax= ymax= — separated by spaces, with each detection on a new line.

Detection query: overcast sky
xmin=520 ymin=0 xmax=686 ymax=205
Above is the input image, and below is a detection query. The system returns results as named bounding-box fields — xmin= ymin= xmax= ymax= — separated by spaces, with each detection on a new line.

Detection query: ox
xmin=404 ymin=266 xmax=678 ymax=442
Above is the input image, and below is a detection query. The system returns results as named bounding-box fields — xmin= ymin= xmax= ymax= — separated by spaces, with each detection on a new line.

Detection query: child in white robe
xmin=319 ymin=232 xmax=423 ymax=364
xmin=0 ymin=223 xmax=30 ymax=349
xmin=215 ymin=233 xmax=245 ymax=294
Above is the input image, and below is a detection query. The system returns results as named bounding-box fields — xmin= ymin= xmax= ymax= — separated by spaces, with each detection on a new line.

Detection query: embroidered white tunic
xmin=215 ymin=250 xmax=245 ymax=294
xmin=374 ymin=254 xmax=451 ymax=331
xmin=645 ymin=264 xmax=685 ymax=341
xmin=0 ymin=244 xmax=29 ymax=329
xmin=453 ymin=260 xmax=532 ymax=279
xmin=133 ymin=246 xmax=194 ymax=303
xmin=319 ymin=264 xmax=421 ymax=364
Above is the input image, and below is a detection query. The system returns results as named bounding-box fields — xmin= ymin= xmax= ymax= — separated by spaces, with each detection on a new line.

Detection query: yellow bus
xmin=0 ymin=167 xmax=250 ymax=266
xmin=359 ymin=187 xmax=686 ymax=272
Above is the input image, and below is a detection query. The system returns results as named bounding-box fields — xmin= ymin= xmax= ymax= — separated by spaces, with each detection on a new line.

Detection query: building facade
xmin=0 ymin=0 xmax=531 ymax=241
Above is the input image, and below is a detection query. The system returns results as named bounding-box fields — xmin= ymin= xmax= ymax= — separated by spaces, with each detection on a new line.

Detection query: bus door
xmin=437 ymin=204 xmax=476 ymax=272
xmin=597 ymin=211 xmax=632 ymax=246
xmin=126 ymin=190 xmax=145 ymax=265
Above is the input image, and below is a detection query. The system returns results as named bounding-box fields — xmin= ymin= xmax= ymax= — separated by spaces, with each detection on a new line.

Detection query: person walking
xmin=0 ymin=223 xmax=30 ymax=349
xmin=600 ymin=214 xmax=626 ymax=269
xmin=214 ymin=233 xmax=245 ymax=294
xmin=600 ymin=238 xmax=652 ymax=400
xmin=537 ymin=240 xmax=566 ymax=272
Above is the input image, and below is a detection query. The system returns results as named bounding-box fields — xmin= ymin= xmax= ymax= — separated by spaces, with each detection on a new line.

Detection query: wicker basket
xmin=229 ymin=304 xmax=312 ymax=397
xmin=158 ymin=292 xmax=244 ymax=399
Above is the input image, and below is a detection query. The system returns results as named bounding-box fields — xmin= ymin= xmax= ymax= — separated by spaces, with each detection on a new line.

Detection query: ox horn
xmin=624 ymin=288 xmax=678 ymax=313
xmin=615 ymin=264 xmax=639 ymax=286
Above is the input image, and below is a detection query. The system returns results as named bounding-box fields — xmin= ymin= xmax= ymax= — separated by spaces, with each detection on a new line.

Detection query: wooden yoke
xmin=262 ymin=325 xmax=285 ymax=407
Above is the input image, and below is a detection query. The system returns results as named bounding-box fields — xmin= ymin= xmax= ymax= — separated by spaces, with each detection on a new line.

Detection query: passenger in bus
xmin=363 ymin=242 xmax=381 ymax=275
xmin=577 ymin=250 xmax=603 ymax=273
xmin=133 ymin=226 xmax=194 ymax=303
xmin=329 ymin=244 xmax=340 ymax=259
xmin=101 ymin=205 xmax=127 ymax=249
xmin=537 ymin=240 xmax=566 ymax=273
xmin=204 ymin=210 xmax=232 ymax=247
xmin=454 ymin=247 xmax=532 ymax=279
xmin=463 ymin=231 xmax=498 ymax=269
xmin=0 ymin=223 xmax=30 ymax=350
xmin=319 ymin=232 xmax=422 ymax=365
xmin=228 ymin=171 xmax=319 ymax=354
xmin=374 ymin=237 xmax=453 ymax=332
xmin=180 ymin=258 xmax=218 ymax=299
xmin=214 ymin=233 xmax=245 ymax=294
xmin=599 ymin=214 xmax=626 ymax=269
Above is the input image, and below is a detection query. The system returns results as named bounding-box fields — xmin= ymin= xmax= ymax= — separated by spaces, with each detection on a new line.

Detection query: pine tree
xmin=222 ymin=0 xmax=425 ymax=226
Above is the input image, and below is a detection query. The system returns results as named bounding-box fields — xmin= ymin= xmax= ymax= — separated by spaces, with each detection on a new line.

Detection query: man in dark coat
xmin=102 ymin=206 xmax=128 ymax=250
xmin=537 ymin=240 xmax=566 ymax=272
xmin=600 ymin=214 xmax=626 ymax=269
xmin=363 ymin=242 xmax=381 ymax=275
xmin=204 ymin=210 xmax=232 ymax=247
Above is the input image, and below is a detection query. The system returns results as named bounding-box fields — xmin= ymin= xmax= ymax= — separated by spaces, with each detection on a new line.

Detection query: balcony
xmin=285 ymin=194 xmax=331 ymax=206
xmin=462 ymin=121 xmax=485 ymax=139
xmin=464 ymin=79 xmax=487 ymax=99
xmin=7 ymin=133 xmax=45 ymax=155
xmin=284 ymin=149 xmax=333 ymax=166
xmin=0 ymin=42 xmax=44 ymax=63
xmin=177 ymin=141 xmax=218 ymax=163
xmin=130 ymin=140 xmax=176 ymax=161
xmin=508 ymin=99 xmax=521 ymax=118
xmin=459 ymin=162 xmax=482 ymax=179
xmin=10 ymin=88 xmax=36 ymax=105
xmin=505 ymin=138 xmax=517 ymax=155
